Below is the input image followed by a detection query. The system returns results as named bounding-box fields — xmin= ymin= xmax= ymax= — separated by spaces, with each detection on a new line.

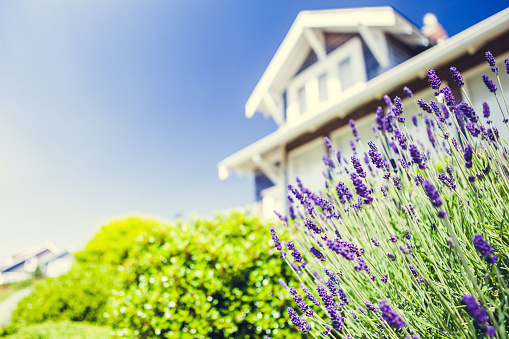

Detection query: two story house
xmin=218 ymin=6 xmax=509 ymax=219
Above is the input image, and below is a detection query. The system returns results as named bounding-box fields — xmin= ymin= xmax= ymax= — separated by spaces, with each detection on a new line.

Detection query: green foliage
xmin=11 ymin=264 xmax=120 ymax=326
xmin=0 ymin=321 xmax=110 ymax=339
xmin=109 ymin=212 xmax=301 ymax=338
xmin=75 ymin=216 xmax=158 ymax=266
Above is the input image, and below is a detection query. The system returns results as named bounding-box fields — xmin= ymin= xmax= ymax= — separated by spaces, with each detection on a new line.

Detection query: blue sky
xmin=0 ymin=0 xmax=507 ymax=259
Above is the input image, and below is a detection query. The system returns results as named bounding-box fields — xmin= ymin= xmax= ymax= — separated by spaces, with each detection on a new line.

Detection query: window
xmin=338 ymin=57 xmax=355 ymax=92
xmin=318 ymin=73 xmax=328 ymax=102
xmin=298 ymin=86 xmax=307 ymax=114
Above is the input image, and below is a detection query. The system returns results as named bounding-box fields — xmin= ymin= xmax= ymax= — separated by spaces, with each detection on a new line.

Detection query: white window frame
xmin=286 ymin=37 xmax=366 ymax=125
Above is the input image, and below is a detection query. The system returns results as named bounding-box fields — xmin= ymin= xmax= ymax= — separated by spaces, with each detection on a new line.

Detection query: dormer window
xmin=286 ymin=37 xmax=366 ymax=125
xmin=338 ymin=57 xmax=355 ymax=92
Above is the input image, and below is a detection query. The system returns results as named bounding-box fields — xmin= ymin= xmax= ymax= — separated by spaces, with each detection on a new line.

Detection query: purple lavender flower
xmin=472 ymin=234 xmax=497 ymax=264
xmin=403 ymin=86 xmax=413 ymax=97
xmin=438 ymin=210 xmax=448 ymax=219
xmin=300 ymin=285 xmax=321 ymax=306
xmin=457 ymin=102 xmax=478 ymax=123
xmin=409 ymin=145 xmax=426 ymax=169
xmin=417 ymin=99 xmax=432 ymax=114
xmin=464 ymin=144 xmax=473 ymax=169
xmin=483 ymin=102 xmax=490 ymax=118
xmin=365 ymin=301 xmax=378 ymax=312
xmin=384 ymin=94 xmax=393 ymax=108
xmin=394 ymin=128 xmax=407 ymax=150
xmin=441 ymin=86 xmax=455 ymax=107
xmin=379 ymin=300 xmax=405 ymax=329
xmin=351 ymin=156 xmax=366 ymax=178
xmin=427 ymin=68 xmax=441 ymax=90
xmin=350 ymin=139 xmax=356 ymax=152
xmin=367 ymin=141 xmax=384 ymax=169
xmin=371 ymin=237 xmax=380 ymax=247
xmin=324 ymin=136 xmax=332 ymax=149
xmin=438 ymin=173 xmax=456 ymax=189
xmin=389 ymin=235 xmax=398 ymax=243
xmin=486 ymin=325 xmax=496 ymax=337
xmin=505 ymin=58 xmax=509 ymax=74
xmin=393 ymin=96 xmax=403 ymax=116
xmin=350 ymin=172 xmax=373 ymax=204
xmin=310 ymin=247 xmax=326 ymax=262
xmin=450 ymin=66 xmax=464 ymax=87
xmin=287 ymin=307 xmax=310 ymax=332
xmin=304 ymin=218 xmax=322 ymax=235
xmin=349 ymin=119 xmax=358 ymax=138
xmin=381 ymin=274 xmax=388 ymax=283
xmin=423 ymin=180 xmax=442 ymax=208
xmin=482 ymin=74 xmax=497 ymax=93
xmin=485 ymin=51 xmax=498 ymax=72
xmin=408 ymin=265 xmax=422 ymax=283
xmin=462 ymin=294 xmax=489 ymax=324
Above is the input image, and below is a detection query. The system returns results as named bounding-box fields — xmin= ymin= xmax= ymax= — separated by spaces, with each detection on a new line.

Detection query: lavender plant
xmin=269 ymin=52 xmax=509 ymax=338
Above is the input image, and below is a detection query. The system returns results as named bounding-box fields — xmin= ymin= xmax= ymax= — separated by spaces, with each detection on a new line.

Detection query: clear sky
xmin=0 ymin=0 xmax=507 ymax=260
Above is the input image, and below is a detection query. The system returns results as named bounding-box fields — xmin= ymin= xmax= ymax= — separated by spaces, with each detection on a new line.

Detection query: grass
xmin=1 ymin=321 xmax=111 ymax=339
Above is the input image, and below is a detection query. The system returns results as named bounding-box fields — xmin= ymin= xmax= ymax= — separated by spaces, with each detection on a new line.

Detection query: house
xmin=218 ymin=6 xmax=509 ymax=219
xmin=0 ymin=242 xmax=74 ymax=284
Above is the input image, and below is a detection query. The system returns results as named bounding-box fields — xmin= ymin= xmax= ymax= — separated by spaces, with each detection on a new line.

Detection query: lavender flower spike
xmin=423 ymin=180 xmax=442 ymax=208
xmin=483 ymin=102 xmax=490 ymax=118
xmin=462 ymin=294 xmax=489 ymax=324
xmin=485 ymin=51 xmax=498 ymax=72
xmin=464 ymin=144 xmax=473 ymax=169
xmin=379 ymin=300 xmax=405 ymax=329
xmin=349 ymin=119 xmax=358 ymax=138
xmin=482 ymin=74 xmax=497 ymax=93
xmin=450 ymin=66 xmax=464 ymax=87
xmin=403 ymin=86 xmax=413 ymax=98
xmin=427 ymin=68 xmax=441 ymax=90
xmin=505 ymin=58 xmax=509 ymax=74
xmin=472 ymin=234 xmax=497 ymax=264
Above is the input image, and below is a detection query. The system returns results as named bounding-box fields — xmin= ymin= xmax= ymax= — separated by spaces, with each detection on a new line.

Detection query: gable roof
xmin=245 ymin=6 xmax=430 ymax=121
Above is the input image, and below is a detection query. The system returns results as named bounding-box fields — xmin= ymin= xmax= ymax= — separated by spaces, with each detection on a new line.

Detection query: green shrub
xmin=109 ymin=212 xmax=301 ymax=338
xmin=11 ymin=263 xmax=120 ymax=326
xmin=75 ymin=216 xmax=159 ymax=266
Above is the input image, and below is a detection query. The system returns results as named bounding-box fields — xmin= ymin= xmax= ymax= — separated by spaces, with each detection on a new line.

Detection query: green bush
xmin=75 ymin=216 xmax=159 ymax=266
xmin=109 ymin=212 xmax=301 ymax=338
xmin=10 ymin=264 xmax=120 ymax=326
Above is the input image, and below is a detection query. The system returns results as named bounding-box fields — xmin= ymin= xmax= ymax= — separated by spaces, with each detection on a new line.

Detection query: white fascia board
xmin=299 ymin=7 xmax=396 ymax=28
xmin=245 ymin=14 xmax=306 ymax=118
xmin=221 ymin=7 xmax=509 ymax=179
